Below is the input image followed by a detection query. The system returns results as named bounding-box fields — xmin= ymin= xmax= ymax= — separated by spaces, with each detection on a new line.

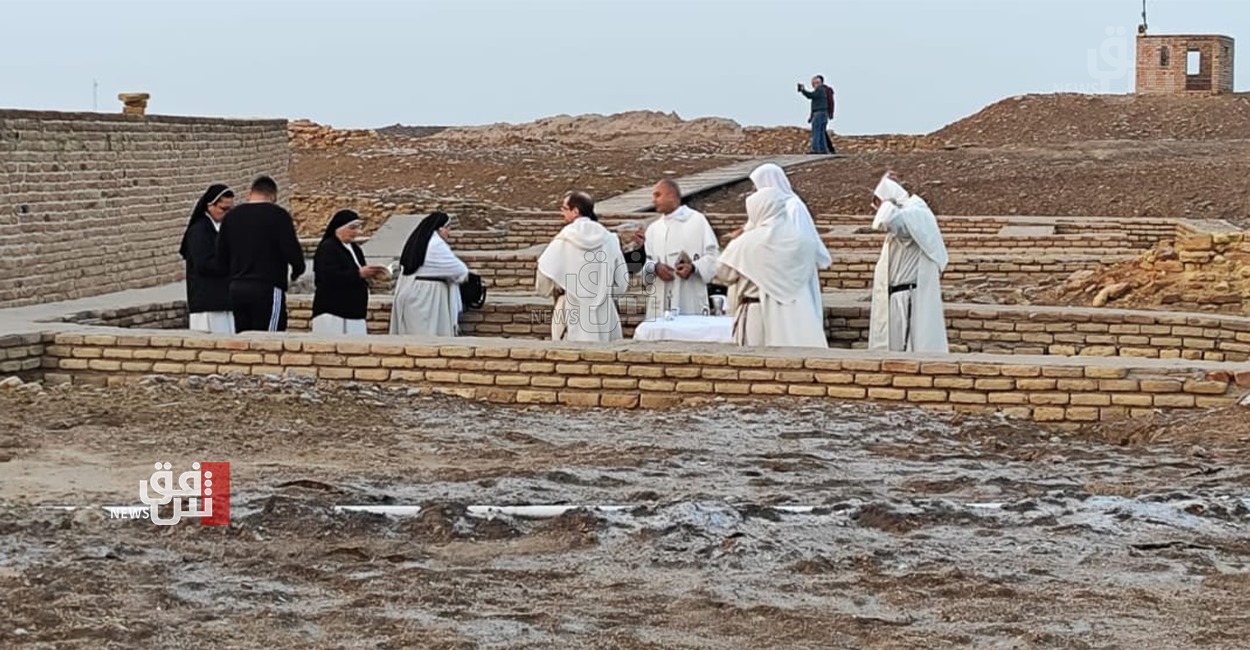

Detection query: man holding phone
xmin=797 ymin=75 xmax=835 ymax=154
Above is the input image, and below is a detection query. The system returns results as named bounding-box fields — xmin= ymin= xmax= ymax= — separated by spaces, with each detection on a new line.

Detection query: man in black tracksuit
xmin=217 ymin=176 xmax=306 ymax=332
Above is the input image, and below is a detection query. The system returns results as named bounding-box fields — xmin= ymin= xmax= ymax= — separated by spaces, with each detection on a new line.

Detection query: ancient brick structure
xmin=0 ymin=110 xmax=289 ymax=307
xmin=22 ymin=331 xmax=1249 ymax=424
xmin=1136 ymin=34 xmax=1235 ymax=95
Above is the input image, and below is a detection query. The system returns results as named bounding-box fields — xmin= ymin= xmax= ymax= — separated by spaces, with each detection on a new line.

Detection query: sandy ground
xmin=1 ymin=376 xmax=1248 ymax=649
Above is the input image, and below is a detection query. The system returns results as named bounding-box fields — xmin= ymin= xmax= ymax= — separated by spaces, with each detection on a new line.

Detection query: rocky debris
xmin=696 ymin=139 xmax=1250 ymax=223
xmin=290 ymin=191 xmax=509 ymax=237
xmin=1092 ymin=282 xmax=1133 ymax=307
xmin=289 ymin=119 xmax=377 ymax=149
xmin=1042 ymin=232 xmax=1250 ymax=313
xmin=0 ymin=376 xmax=42 ymax=393
xmin=127 ymin=373 xmax=432 ymax=408
xmin=375 ymin=124 xmax=450 ymax=139
xmin=424 ymin=110 xmax=748 ymax=150
xmin=930 ymin=93 xmax=1250 ymax=148
xmin=292 ymin=93 xmax=1250 ymax=240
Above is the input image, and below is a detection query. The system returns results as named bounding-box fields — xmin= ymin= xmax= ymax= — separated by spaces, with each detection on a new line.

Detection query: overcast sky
xmin=1 ymin=0 xmax=1246 ymax=134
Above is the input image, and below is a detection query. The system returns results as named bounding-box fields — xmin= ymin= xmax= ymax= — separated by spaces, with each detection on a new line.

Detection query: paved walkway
xmin=595 ymin=154 xmax=836 ymax=214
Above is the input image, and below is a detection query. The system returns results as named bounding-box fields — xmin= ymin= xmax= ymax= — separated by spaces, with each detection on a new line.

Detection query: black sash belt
xmin=740 ymin=297 xmax=760 ymax=304
xmin=889 ymin=283 xmax=917 ymax=295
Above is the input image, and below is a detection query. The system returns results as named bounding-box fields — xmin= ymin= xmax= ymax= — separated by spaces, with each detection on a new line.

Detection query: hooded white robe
xmin=642 ymin=205 xmax=719 ymax=320
xmin=716 ymin=187 xmax=827 ymax=348
xmin=389 ymin=232 xmax=469 ymax=337
xmin=868 ymin=176 xmax=949 ymax=353
xmin=535 ymin=217 xmax=630 ymax=342
xmin=748 ymin=163 xmax=832 ymax=317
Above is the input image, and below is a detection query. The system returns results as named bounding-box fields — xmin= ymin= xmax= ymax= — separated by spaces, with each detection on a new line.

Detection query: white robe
xmin=188 ymin=219 xmax=235 ymax=335
xmin=748 ymin=163 xmax=832 ymax=319
xmin=389 ymin=233 xmax=469 ymax=337
xmin=189 ymin=312 xmax=235 ymax=335
xmin=642 ymin=205 xmax=719 ymax=320
xmin=313 ymin=241 xmax=369 ymax=336
xmin=868 ymin=188 xmax=949 ymax=353
xmin=716 ymin=187 xmax=827 ymax=348
xmin=535 ymin=217 xmax=630 ymax=342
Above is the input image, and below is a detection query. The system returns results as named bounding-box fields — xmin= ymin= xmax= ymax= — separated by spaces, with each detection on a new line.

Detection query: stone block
xmin=1070 ymin=393 xmax=1112 ymax=406
xmin=1139 ymin=379 xmax=1182 ymax=393
xmin=867 ymin=387 xmax=906 ymax=401
xmin=404 ymin=345 xmax=441 ymax=357
xmin=892 ymin=375 xmax=933 ymax=388
xmin=727 ymin=355 xmax=767 ymax=368
xmin=639 ymin=393 xmax=681 ymax=408
xmin=1110 ymin=393 xmax=1154 ymax=407
xmin=934 ymin=377 xmax=975 ymax=389
xmin=517 ymin=390 xmax=558 ymax=404
xmin=919 ymin=362 xmax=960 ymax=375
xmin=601 ymin=393 xmax=640 ymax=408
xmin=1153 ymin=394 xmax=1195 ymax=408
xmin=906 ymin=390 xmax=948 ymax=402
xmin=545 ymin=349 xmax=580 ymax=362
xmin=827 ymin=386 xmax=867 ymax=399
xmin=1032 ymin=407 xmax=1066 ymax=422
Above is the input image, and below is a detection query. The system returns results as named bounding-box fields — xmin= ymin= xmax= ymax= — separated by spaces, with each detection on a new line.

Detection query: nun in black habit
xmin=180 ymin=184 xmax=236 ymax=334
xmin=389 ymin=211 xmax=469 ymax=337
xmin=312 ymin=210 xmax=385 ymax=335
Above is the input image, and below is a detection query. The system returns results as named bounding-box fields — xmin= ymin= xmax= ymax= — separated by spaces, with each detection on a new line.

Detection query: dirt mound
xmin=1042 ymin=231 xmax=1250 ymax=314
xmin=374 ymin=124 xmax=450 ymax=139
xmin=424 ymin=110 xmax=747 ymax=150
xmin=930 ymin=93 xmax=1250 ymax=147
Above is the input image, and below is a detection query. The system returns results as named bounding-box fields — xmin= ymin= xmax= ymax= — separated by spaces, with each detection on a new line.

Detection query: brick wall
xmin=1136 ymin=34 xmax=1235 ymax=95
xmin=51 ymin=295 xmax=1250 ymax=363
xmin=0 ymin=110 xmax=290 ymax=307
xmin=0 ymin=331 xmax=47 ymax=378
xmin=37 ymin=331 xmax=1250 ymax=423
xmin=456 ymin=250 xmax=1120 ymax=292
xmin=47 ymin=301 xmax=188 ymax=330
xmin=440 ymin=214 xmax=1179 ymax=255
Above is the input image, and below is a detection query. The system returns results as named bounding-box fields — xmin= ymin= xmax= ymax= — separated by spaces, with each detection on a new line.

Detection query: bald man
xmin=640 ymin=179 xmax=719 ymax=321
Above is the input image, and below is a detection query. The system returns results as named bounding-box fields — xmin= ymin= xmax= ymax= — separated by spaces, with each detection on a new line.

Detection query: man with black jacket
xmin=797 ymin=75 xmax=835 ymax=154
xmin=217 ymin=176 xmax=306 ymax=332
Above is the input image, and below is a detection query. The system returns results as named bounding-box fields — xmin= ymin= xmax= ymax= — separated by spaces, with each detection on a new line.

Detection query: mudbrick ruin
xmin=2 ymin=87 xmax=1250 ymax=648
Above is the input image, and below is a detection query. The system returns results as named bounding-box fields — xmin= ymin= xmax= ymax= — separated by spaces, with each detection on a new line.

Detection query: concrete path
xmin=595 ymin=154 xmax=836 ymax=214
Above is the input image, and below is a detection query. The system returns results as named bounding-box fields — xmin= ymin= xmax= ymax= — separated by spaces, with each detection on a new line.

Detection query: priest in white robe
xmin=716 ymin=187 xmax=827 ymax=348
xmin=389 ymin=212 xmax=469 ymax=337
xmin=748 ymin=163 xmax=832 ymax=319
xmin=535 ymin=191 xmax=629 ymax=341
xmin=868 ymin=173 xmax=949 ymax=353
xmin=640 ymin=179 xmax=720 ymax=320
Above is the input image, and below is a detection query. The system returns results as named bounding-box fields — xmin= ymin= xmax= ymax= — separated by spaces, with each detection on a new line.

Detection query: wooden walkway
xmin=595 ymin=154 xmax=836 ymax=214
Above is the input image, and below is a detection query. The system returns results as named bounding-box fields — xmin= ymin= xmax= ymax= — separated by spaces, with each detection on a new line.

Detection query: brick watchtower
xmin=1135 ymin=32 xmax=1235 ymax=95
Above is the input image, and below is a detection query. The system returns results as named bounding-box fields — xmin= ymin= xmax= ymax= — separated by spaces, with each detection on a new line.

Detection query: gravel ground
xmin=1 ymin=376 xmax=1248 ymax=648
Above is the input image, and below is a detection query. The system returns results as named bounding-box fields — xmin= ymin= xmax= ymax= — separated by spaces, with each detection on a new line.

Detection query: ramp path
xmin=594 ymin=154 xmax=836 ymax=214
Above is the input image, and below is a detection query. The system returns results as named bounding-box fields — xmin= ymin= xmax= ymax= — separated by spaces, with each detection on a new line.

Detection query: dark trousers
xmin=230 ymin=281 xmax=287 ymax=333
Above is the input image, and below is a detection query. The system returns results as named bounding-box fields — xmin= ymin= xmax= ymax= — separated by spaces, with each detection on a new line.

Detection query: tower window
xmin=1159 ymin=47 xmax=1170 ymax=66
